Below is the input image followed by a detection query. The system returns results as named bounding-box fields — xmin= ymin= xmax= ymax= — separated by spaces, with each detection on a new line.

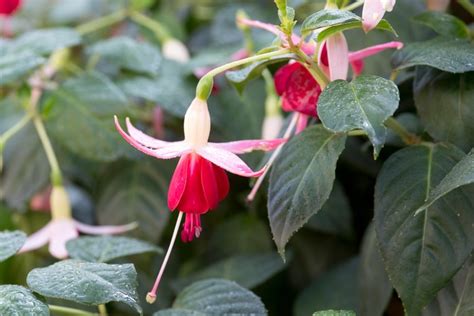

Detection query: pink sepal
xmin=209 ymin=138 xmax=286 ymax=154
xmin=74 ymin=220 xmax=138 ymax=235
xmin=126 ymin=117 xmax=171 ymax=148
xmin=48 ymin=219 xmax=78 ymax=259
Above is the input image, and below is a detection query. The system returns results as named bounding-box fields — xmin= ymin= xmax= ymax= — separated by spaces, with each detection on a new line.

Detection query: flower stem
xmin=75 ymin=9 xmax=128 ymax=35
xmin=294 ymin=49 xmax=330 ymax=88
xmin=385 ymin=117 xmax=420 ymax=145
xmin=458 ymin=0 xmax=474 ymax=16
xmin=49 ymin=305 xmax=97 ymax=316
xmin=98 ymin=304 xmax=107 ymax=316
xmin=147 ymin=211 xmax=184 ymax=304
xmin=129 ymin=11 xmax=170 ymax=42
xmin=0 ymin=113 xmax=32 ymax=150
xmin=343 ymin=0 xmax=365 ymax=11
xmin=348 ymin=130 xmax=367 ymax=136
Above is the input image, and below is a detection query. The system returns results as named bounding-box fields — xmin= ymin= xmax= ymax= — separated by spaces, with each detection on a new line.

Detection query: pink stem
xmin=146 ymin=211 xmax=184 ymax=304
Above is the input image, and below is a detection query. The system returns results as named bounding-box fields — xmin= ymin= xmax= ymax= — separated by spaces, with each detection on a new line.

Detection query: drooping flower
xmin=362 ymin=0 xmax=396 ymax=32
xmin=0 ymin=0 xmax=21 ymax=16
xmin=162 ymin=38 xmax=190 ymax=63
xmin=20 ymin=186 xmax=136 ymax=259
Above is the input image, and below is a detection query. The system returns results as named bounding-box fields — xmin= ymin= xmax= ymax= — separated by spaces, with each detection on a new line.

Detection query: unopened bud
xmin=50 ymin=186 xmax=72 ymax=220
xmin=183 ymin=98 xmax=211 ymax=148
xmin=162 ymin=38 xmax=190 ymax=63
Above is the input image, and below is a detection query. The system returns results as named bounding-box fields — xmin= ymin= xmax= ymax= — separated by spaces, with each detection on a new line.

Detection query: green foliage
xmin=413 ymin=12 xmax=470 ymax=39
xmin=0 ymin=51 xmax=45 ymax=85
xmin=301 ymin=9 xmax=361 ymax=35
xmin=0 ymin=231 xmax=26 ymax=262
xmin=0 ymin=285 xmax=49 ymax=316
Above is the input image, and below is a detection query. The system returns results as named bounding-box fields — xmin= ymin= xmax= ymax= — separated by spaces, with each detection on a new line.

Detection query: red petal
xmin=319 ymin=43 xmax=329 ymax=67
xmin=201 ymin=159 xmax=220 ymax=210
xmin=274 ymin=63 xmax=301 ymax=96
xmin=213 ymin=164 xmax=229 ymax=202
xmin=0 ymin=0 xmax=21 ymax=15
xmin=284 ymin=65 xmax=321 ymax=116
xmin=175 ymin=154 xmax=208 ymax=214
xmin=168 ymin=154 xmax=190 ymax=211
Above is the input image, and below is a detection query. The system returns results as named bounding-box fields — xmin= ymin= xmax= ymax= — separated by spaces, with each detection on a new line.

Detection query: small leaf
xmin=313 ymin=311 xmax=356 ymax=316
xmin=417 ymin=149 xmax=474 ymax=213
xmin=301 ymin=9 xmax=361 ymax=34
xmin=0 ymin=231 xmax=26 ymax=262
xmin=375 ymin=144 xmax=474 ymax=315
xmin=318 ymin=75 xmax=399 ymax=157
xmin=316 ymin=19 xmax=397 ymax=43
xmin=27 ymin=260 xmax=142 ymax=314
xmin=10 ymin=28 xmax=81 ymax=55
xmin=89 ymin=37 xmax=161 ymax=75
xmin=97 ymin=160 xmax=170 ymax=243
xmin=423 ymin=256 xmax=474 ymax=316
xmin=0 ymin=51 xmax=45 ymax=85
xmin=414 ymin=69 xmax=474 ymax=151
xmin=225 ymin=53 xmax=294 ymax=93
xmin=173 ymin=252 xmax=286 ymax=291
xmin=392 ymin=37 xmax=474 ymax=73
xmin=171 ymin=279 xmax=266 ymax=315
xmin=413 ymin=12 xmax=469 ymax=39
xmin=294 ymin=258 xmax=359 ymax=316
xmin=0 ymin=285 xmax=49 ymax=316
xmin=66 ymin=236 xmax=162 ymax=263
xmin=268 ymin=125 xmax=346 ymax=257
xmin=358 ymin=224 xmax=392 ymax=316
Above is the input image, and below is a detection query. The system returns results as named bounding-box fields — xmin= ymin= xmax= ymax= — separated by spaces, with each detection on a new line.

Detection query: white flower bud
xmin=50 ymin=186 xmax=72 ymax=220
xmin=162 ymin=38 xmax=190 ymax=63
xmin=183 ymin=98 xmax=211 ymax=148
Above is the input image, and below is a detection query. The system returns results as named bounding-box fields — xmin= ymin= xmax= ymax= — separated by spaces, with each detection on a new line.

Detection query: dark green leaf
xmin=97 ymin=160 xmax=170 ymax=242
xmin=66 ymin=236 xmax=161 ymax=263
xmin=301 ymin=9 xmax=361 ymax=34
xmin=0 ymin=51 xmax=45 ymax=85
xmin=375 ymin=144 xmax=474 ymax=315
xmin=414 ymin=69 xmax=474 ymax=151
xmin=294 ymin=258 xmax=359 ymax=316
xmin=358 ymin=224 xmax=392 ymax=316
xmin=392 ymin=37 xmax=474 ymax=73
xmin=316 ymin=20 xmax=397 ymax=43
xmin=62 ymin=72 xmax=129 ymax=115
xmin=172 ymin=279 xmax=266 ymax=315
xmin=0 ymin=285 xmax=49 ymax=316
xmin=318 ymin=75 xmax=399 ymax=157
xmin=0 ymin=230 xmax=26 ymax=262
xmin=10 ymin=28 xmax=81 ymax=55
xmin=268 ymin=125 xmax=346 ymax=257
xmin=306 ymin=181 xmax=354 ymax=240
xmin=313 ymin=311 xmax=356 ymax=316
xmin=225 ymin=53 xmax=294 ymax=93
xmin=413 ymin=12 xmax=469 ymax=39
xmin=423 ymin=256 xmax=474 ymax=316
xmin=417 ymin=149 xmax=474 ymax=213
xmin=173 ymin=252 xmax=286 ymax=291
xmin=45 ymin=88 xmax=129 ymax=161
xmin=27 ymin=260 xmax=142 ymax=313
xmin=89 ymin=36 xmax=161 ymax=75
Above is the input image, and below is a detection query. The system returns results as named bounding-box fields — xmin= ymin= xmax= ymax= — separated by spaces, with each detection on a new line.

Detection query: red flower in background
xmin=0 ymin=0 xmax=21 ymax=16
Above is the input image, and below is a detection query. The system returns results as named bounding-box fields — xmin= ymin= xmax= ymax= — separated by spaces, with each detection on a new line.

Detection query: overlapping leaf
xmin=0 ymin=231 xmax=26 ymax=262
xmin=0 ymin=285 xmax=49 ymax=316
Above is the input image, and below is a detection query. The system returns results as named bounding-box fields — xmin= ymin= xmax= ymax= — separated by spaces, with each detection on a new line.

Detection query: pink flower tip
xmin=146 ymin=292 xmax=157 ymax=304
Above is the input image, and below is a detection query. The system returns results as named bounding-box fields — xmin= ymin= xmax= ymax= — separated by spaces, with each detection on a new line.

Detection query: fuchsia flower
xmin=115 ymin=97 xmax=284 ymax=242
xmin=362 ymin=0 xmax=396 ymax=32
xmin=0 ymin=0 xmax=21 ymax=15
xmin=20 ymin=186 xmax=136 ymax=259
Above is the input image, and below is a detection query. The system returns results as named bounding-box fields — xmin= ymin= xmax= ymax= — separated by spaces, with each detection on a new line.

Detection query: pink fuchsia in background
xmin=362 ymin=0 xmax=397 ymax=32
xmin=0 ymin=0 xmax=21 ymax=36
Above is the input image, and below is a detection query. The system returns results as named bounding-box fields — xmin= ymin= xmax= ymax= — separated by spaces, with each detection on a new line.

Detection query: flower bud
xmin=183 ymin=98 xmax=211 ymax=148
xmin=162 ymin=38 xmax=190 ymax=63
xmin=50 ymin=186 xmax=72 ymax=220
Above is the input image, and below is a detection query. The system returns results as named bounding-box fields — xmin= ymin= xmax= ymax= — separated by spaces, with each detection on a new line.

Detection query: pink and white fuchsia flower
xmin=115 ymin=97 xmax=284 ymax=303
xmin=362 ymin=0 xmax=397 ymax=32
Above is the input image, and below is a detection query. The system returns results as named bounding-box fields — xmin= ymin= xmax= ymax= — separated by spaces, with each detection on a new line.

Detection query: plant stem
xmin=129 ymin=11 xmax=170 ymax=42
xmin=98 ymin=304 xmax=108 ymax=316
xmin=294 ymin=49 xmax=330 ymax=88
xmin=344 ymin=0 xmax=365 ymax=11
xmin=348 ymin=130 xmax=367 ymax=136
xmin=49 ymin=305 xmax=97 ymax=316
xmin=458 ymin=0 xmax=474 ymax=16
xmin=0 ymin=113 xmax=32 ymax=148
xmin=385 ymin=117 xmax=420 ymax=145
xmin=75 ymin=9 xmax=128 ymax=35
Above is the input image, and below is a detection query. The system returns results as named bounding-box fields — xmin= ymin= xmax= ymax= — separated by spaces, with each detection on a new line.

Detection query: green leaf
xmin=392 ymin=37 xmax=474 ymax=73
xmin=358 ymin=224 xmax=392 ymax=316
xmin=423 ymin=256 xmax=474 ymax=316
xmin=417 ymin=149 xmax=474 ymax=213
xmin=0 ymin=51 xmax=45 ymax=85
xmin=118 ymin=61 xmax=194 ymax=117
xmin=45 ymin=88 xmax=129 ymax=161
xmin=301 ymin=9 xmax=361 ymax=34
xmin=154 ymin=310 xmax=206 ymax=316
xmin=413 ymin=12 xmax=469 ymax=39
xmin=171 ymin=279 xmax=266 ymax=315
xmin=62 ymin=71 xmax=129 ymax=115
xmin=306 ymin=181 xmax=354 ymax=240
xmin=97 ymin=160 xmax=170 ymax=242
xmin=374 ymin=144 xmax=474 ymax=315
xmin=225 ymin=53 xmax=294 ymax=93
xmin=0 ymin=230 xmax=26 ymax=262
xmin=27 ymin=260 xmax=142 ymax=314
xmin=89 ymin=36 xmax=161 ymax=75
xmin=414 ymin=69 xmax=474 ymax=151
xmin=294 ymin=258 xmax=359 ymax=316
xmin=10 ymin=28 xmax=81 ymax=55
xmin=0 ymin=285 xmax=49 ymax=316
xmin=318 ymin=75 xmax=399 ymax=157
xmin=66 ymin=236 xmax=161 ymax=263
xmin=268 ymin=125 xmax=346 ymax=257
xmin=313 ymin=311 xmax=356 ymax=316
xmin=173 ymin=252 xmax=286 ymax=291
xmin=316 ymin=19 xmax=396 ymax=43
